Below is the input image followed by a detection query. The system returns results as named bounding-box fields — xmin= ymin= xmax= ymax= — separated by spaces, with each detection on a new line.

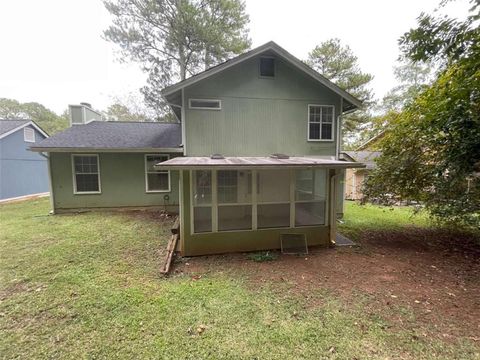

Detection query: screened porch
xmin=155 ymin=156 xmax=365 ymax=236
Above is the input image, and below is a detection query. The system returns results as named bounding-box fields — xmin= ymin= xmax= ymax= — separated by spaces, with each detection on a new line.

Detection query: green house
xmin=31 ymin=42 xmax=364 ymax=256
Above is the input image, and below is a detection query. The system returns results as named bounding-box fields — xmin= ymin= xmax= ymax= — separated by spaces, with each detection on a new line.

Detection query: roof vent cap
xmin=80 ymin=102 xmax=92 ymax=108
xmin=210 ymin=153 xmax=225 ymax=160
xmin=270 ymin=153 xmax=289 ymax=159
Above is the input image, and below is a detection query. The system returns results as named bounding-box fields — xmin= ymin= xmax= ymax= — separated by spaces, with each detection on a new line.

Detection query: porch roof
xmin=155 ymin=156 xmax=365 ymax=170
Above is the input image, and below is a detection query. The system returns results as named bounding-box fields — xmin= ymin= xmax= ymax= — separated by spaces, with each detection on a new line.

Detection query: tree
xmin=306 ymin=38 xmax=374 ymax=134
xmin=0 ymin=98 xmax=68 ymax=135
xmin=103 ymin=0 xmax=251 ymax=113
xmin=364 ymin=0 xmax=480 ymax=228
xmin=380 ymin=60 xmax=433 ymax=111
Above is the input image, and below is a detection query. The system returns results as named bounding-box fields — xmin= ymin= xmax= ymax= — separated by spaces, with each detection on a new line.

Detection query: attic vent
xmin=210 ymin=154 xmax=225 ymax=160
xmin=270 ymin=153 xmax=289 ymax=159
xmin=280 ymin=233 xmax=308 ymax=255
xmin=260 ymin=57 xmax=275 ymax=77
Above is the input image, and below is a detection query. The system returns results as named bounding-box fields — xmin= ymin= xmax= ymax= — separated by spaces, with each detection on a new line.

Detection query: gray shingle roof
xmin=0 ymin=119 xmax=30 ymax=136
xmin=343 ymin=151 xmax=381 ymax=170
xmin=31 ymin=121 xmax=182 ymax=150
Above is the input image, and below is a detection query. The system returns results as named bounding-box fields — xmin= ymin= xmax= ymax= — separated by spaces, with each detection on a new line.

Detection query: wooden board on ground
xmin=160 ymin=217 xmax=180 ymax=274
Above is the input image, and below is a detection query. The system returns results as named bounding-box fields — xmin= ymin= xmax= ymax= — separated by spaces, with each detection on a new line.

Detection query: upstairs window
xmin=72 ymin=155 xmax=101 ymax=194
xmin=259 ymin=57 xmax=275 ymax=77
xmin=189 ymin=99 xmax=221 ymax=110
xmin=308 ymin=105 xmax=334 ymax=141
xmin=145 ymin=154 xmax=170 ymax=192
xmin=24 ymin=127 xmax=35 ymax=142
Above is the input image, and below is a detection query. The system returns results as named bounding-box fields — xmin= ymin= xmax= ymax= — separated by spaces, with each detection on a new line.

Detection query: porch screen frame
xmin=189 ymin=168 xmax=331 ymax=235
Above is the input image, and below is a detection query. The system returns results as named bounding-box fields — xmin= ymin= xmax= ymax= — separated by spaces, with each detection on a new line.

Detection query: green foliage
xmin=306 ymin=38 xmax=374 ymax=134
xmin=103 ymin=0 xmax=251 ymax=114
xmin=247 ymin=251 xmax=278 ymax=262
xmin=0 ymin=98 xmax=68 ymax=135
xmin=104 ymin=103 xmax=149 ymax=122
xmin=364 ymin=0 xmax=480 ymax=228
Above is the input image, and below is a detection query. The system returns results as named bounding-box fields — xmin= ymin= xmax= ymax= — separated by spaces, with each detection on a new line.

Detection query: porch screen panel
xmin=217 ymin=170 xmax=252 ymax=231
xmin=294 ymin=169 xmax=326 ymax=226
xmin=257 ymin=169 xmax=290 ymax=228
xmin=193 ymin=170 xmax=212 ymax=233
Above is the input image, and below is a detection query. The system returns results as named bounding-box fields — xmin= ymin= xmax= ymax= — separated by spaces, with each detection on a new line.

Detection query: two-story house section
xmin=31 ymin=42 xmax=365 ymax=256
xmin=159 ymin=42 xmax=364 ymax=255
xmin=0 ymin=119 xmax=49 ymax=200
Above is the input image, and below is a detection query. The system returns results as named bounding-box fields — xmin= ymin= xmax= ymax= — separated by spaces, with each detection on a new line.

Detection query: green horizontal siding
xmin=50 ymin=152 xmax=179 ymax=211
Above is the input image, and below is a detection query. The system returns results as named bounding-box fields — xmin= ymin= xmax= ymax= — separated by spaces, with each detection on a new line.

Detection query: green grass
xmin=339 ymin=201 xmax=430 ymax=238
xmin=0 ymin=198 xmax=477 ymax=359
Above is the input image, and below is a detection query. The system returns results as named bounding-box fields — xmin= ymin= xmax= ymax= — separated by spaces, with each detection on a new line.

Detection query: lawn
xmin=1 ymin=198 xmax=478 ymax=359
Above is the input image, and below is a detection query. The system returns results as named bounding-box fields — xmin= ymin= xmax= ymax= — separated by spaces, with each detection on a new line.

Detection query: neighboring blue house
xmin=0 ymin=119 xmax=49 ymax=200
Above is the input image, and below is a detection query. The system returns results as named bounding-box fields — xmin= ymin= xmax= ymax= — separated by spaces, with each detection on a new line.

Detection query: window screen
xmin=260 ymin=57 xmax=275 ymax=77
xmin=189 ymin=99 xmax=221 ymax=110
xmin=294 ymin=169 xmax=326 ymax=226
xmin=308 ymin=105 xmax=334 ymax=140
xmin=73 ymin=155 xmax=100 ymax=193
xmin=193 ymin=170 xmax=213 ymax=233
xmin=145 ymin=155 xmax=170 ymax=192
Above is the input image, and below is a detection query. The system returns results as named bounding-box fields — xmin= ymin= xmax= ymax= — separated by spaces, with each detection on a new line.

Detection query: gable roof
xmin=162 ymin=41 xmax=363 ymax=113
xmin=343 ymin=151 xmax=381 ymax=170
xmin=0 ymin=119 xmax=49 ymax=140
xmin=30 ymin=121 xmax=182 ymax=152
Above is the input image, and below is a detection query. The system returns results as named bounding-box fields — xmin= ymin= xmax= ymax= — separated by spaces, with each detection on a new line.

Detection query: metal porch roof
xmin=155 ymin=156 xmax=365 ymax=170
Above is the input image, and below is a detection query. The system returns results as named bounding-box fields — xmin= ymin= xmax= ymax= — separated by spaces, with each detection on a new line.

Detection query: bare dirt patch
xmin=174 ymin=228 xmax=480 ymax=341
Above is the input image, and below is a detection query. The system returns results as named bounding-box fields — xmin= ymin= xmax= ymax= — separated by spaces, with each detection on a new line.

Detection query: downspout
xmin=46 ymin=152 xmax=56 ymax=215
xmin=329 ymin=170 xmax=341 ymax=246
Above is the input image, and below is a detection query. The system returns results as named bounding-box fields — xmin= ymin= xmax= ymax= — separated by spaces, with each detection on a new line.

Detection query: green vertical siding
xmin=184 ymin=55 xmax=341 ymax=157
xmin=50 ymin=152 xmax=179 ymax=211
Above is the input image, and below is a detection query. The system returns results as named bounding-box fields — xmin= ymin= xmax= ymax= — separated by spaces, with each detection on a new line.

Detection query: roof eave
xmin=29 ymin=147 xmax=184 ymax=153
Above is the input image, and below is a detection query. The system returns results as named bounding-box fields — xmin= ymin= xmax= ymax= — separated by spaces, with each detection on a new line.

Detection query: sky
xmin=0 ymin=0 xmax=471 ymax=115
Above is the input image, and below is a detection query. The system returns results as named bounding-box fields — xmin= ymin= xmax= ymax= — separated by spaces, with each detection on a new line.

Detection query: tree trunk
xmin=179 ymin=47 xmax=186 ymax=80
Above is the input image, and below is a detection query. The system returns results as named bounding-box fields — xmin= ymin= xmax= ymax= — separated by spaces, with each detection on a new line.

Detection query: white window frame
xmin=24 ymin=127 xmax=35 ymax=143
xmin=307 ymin=104 xmax=335 ymax=142
xmin=188 ymin=98 xmax=222 ymax=110
xmin=145 ymin=154 xmax=171 ymax=193
xmin=71 ymin=154 xmax=101 ymax=195
xmin=259 ymin=56 xmax=276 ymax=78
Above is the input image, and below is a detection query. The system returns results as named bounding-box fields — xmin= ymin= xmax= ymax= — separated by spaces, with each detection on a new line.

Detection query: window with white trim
xmin=189 ymin=99 xmax=221 ymax=110
xmin=308 ymin=105 xmax=334 ymax=141
xmin=24 ymin=127 xmax=35 ymax=142
xmin=145 ymin=154 xmax=170 ymax=192
xmin=72 ymin=155 xmax=100 ymax=193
